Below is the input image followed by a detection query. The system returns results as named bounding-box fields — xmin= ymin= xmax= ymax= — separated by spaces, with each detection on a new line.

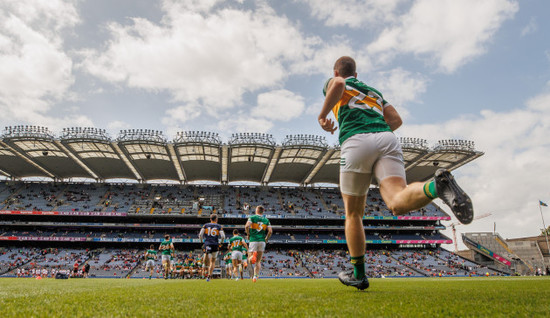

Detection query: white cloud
xmin=161 ymin=104 xmax=203 ymax=127
xmin=401 ymin=85 xmax=550 ymax=246
xmin=79 ymin=1 xmax=318 ymax=111
xmin=107 ymin=120 xmax=131 ymax=132
xmin=252 ymin=90 xmax=305 ymax=122
xmin=367 ymin=0 xmax=518 ymax=73
xmin=0 ymin=0 xmax=86 ymax=128
xmin=217 ymin=115 xmax=273 ymax=133
xmin=521 ymin=17 xmax=537 ymax=36
xmin=368 ymin=68 xmax=428 ymax=119
xmin=301 ymin=0 xmax=405 ymax=28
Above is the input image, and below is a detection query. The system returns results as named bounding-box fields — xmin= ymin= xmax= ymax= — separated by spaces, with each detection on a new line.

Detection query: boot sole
xmin=435 ymin=169 xmax=474 ymax=224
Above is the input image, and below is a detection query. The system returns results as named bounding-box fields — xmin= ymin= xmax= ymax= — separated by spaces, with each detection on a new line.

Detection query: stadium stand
xmin=0 ymin=127 xmax=494 ymax=279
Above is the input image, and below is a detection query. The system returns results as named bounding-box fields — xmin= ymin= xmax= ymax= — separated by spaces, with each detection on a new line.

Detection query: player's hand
xmin=318 ymin=117 xmax=337 ymax=134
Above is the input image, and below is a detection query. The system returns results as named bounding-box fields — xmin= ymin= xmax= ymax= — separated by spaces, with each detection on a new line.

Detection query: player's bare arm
xmin=318 ymin=77 xmax=345 ymax=134
xmin=265 ymin=226 xmax=273 ymax=243
xmin=245 ymin=221 xmax=251 ymax=239
xmin=198 ymin=227 xmax=205 ymax=243
xmin=383 ymin=105 xmax=402 ymax=131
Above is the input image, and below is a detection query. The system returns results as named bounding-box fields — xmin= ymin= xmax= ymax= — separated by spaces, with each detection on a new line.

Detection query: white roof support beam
xmin=111 ymin=142 xmax=144 ymax=181
xmin=54 ymin=140 xmax=100 ymax=180
xmin=167 ymin=144 xmax=186 ymax=183
xmin=0 ymin=140 xmax=56 ymax=179
xmin=0 ymin=168 xmax=11 ymax=178
xmin=221 ymin=145 xmax=229 ymax=183
xmin=261 ymin=146 xmax=282 ymax=184
xmin=302 ymin=148 xmax=334 ymax=184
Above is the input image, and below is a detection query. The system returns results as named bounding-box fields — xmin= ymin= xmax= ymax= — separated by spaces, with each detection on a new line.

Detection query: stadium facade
xmin=0 ymin=126 xmax=507 ymax=279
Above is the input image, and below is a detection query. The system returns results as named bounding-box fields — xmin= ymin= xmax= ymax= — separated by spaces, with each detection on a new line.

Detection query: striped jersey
xmin=229 ymin=235 xmax=245 ymax=252
xmin=247 ymin=214 xmax=271 ymax=242
xmin=323 ymin=76 xmax=392 ymax=144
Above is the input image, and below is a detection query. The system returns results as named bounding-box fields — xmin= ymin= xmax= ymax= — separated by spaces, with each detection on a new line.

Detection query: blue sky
xmin=1 ymin=0 xmax=550 ymax=246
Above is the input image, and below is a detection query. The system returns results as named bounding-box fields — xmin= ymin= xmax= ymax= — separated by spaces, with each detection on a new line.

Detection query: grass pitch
xmin=1 ymin=277 xmax=549 ymax=317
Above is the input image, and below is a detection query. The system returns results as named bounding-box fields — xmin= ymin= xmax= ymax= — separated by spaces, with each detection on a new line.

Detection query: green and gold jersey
xmin=145 ymin=249 xmax=157 ymax=260
xmin=247 ymin=214 xmax=271 ymax=242
xmin=229 ymin=235 xmax=245 ymax=252
xmin=175 ymin=262 xmax=183 ymax=270
xmin=323 ymin=77 xmax=392 ymax=144
xmin=159 ymin=239 xmax=173 ymax=255
xmin=224 ymin=252 xmax=232 ymax=264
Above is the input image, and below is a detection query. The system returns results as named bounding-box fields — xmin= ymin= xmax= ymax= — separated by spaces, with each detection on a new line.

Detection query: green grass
xmin=1 ymin=277 xmax=549 ymax=317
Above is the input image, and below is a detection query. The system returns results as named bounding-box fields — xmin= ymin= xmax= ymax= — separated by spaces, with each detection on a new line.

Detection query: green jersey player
xmin=245 ymin=205 xmax=272 ymax=282
xmin=223 ymin=251 xmax=233 ymax=279
xmin=159 ymin=235 xmax=175 ymax=279
xmin=319 ymin=56 xmax=474 ymax=290
xmin=228 ymin=229 xmax=248 ymax=281
xmin=144 ymin=245 xmax=157 ymax=279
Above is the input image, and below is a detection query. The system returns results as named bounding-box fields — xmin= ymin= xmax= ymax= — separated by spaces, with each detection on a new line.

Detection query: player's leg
xmin=378 ymin=175 xmax=430 ymax=215
xmin=209 ymin=255 xmax=216 ymax=277
xmin=253 ymin=246 xmax=265 ymax=281
xmin=377 ymin=157 xmax=473 ymax=224
xmin=376 ymin=132 xmax=473 ymax=223
xmin=338 ymin=170 xmax=371 ymax=290
xmin=254 ymin=249 xmax=264 ymax=281
xmin=232 ymin=259 xmax=238 ymax=280
xmin=202 ymin=253 xmax=209 ymax=279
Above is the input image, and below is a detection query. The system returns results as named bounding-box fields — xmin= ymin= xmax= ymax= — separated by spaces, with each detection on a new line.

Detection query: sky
xmin=1 ymin=0 xmax=550 ymax=249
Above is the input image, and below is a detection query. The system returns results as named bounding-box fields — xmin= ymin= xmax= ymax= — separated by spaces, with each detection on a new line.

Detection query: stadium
xmin=2 ymin=126 xmax=550 ymax=317
xmin=0 ymin=125 xmax=499 ymax=278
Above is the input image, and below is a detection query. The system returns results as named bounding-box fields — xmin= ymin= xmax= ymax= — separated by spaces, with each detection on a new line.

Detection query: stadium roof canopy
xmin=0 ymin=126 xmax=483 ymax=185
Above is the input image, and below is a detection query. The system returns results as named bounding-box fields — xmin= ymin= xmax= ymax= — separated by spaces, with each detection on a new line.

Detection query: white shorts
xmin=205 ymin=251 xmax=219 ymax=259
xmin=248 ymin=242 xmax=266 ymax=252
xmin=340 ymin=132 xmax=405 ymax=196
xmin=161 ymin=255 xmax=171 ymax=262
xmin=231 ymin=251 xmax=243 ymax=260
xmin=145 ymin=260 xmax=155 ymax=269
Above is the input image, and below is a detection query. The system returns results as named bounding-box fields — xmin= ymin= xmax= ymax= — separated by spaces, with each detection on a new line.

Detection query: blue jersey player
xmin=199 ymin=214 xmax=225 ymax=280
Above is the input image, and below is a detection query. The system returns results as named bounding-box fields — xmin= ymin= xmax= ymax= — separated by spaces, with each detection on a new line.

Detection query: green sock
xmin=350 ymin=255 xmax=365 ymax=279
xmin=423 ymin=181 xmax=438 ymax=199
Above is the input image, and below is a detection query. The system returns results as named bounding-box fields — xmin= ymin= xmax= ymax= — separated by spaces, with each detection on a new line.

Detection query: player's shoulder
xmin=322 ymin=77 xmax=333 ymax=96
xmin=350 ymin=78 xmax=384 ymax=98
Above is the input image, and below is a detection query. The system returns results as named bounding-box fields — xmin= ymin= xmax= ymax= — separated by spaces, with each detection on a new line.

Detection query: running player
xmin=318 ymin=56 xmax=474 ymax=290
xmin=198 ymin=214 xmax=225 ymax=281
xmin=228 ymin=229 xmax=248 ymax=281
xmin=245 ymin=205 xmax=272 ymax=282
xmin=242 ymin=249 xmax=250 ymax=280
xmin=170 ymin=254 xmax=176 ymax=278
xmin=144 ymin=244 xmax=157 ymax=279
xmin=223 ymin=251 xmax=233 ymax=279
xmin=159 ymin=235 xmax=175 ymax=279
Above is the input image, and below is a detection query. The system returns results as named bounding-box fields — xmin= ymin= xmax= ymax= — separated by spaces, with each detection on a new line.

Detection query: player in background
xmin=228 ymin=229 xmax=248 ymax=281
xmin=82 ymin=262 xmax=90 ymax=278
xmin=199 ymin=214 xmax=225 ymax=281
xmin=170 ymin=254 xmax=176 ymax=279
xmin=318 ymin=56 xmax=474 ymax=290
xmin=245 ymin=205 xmax=272 ymax=282
xmin=174 ymin=258 xmax=184 ymax=278
xmin=242 ymin=249 xmax=251 ymax=279
xmin=144 ymin=244 xmax=157 ymax=279
xmin=223 ymin=251 xmax=233 ymax=279
xmin=159 ymin=235 xmax=175 ymax=279
xmin=194 ymin=255 xmax=202 ymax=278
